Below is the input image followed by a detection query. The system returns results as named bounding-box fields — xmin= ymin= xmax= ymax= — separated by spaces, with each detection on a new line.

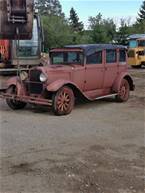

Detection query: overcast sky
xmin=60 ymin=0 xmax=143 ymax=27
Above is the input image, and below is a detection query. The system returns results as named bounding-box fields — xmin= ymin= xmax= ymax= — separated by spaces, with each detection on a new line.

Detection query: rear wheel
xmin=131 ymin=65 xmax=142 ymax=68
xmin=52 ymin=86 xmax=74 ymax=115
xmin=6 ymin=86 xmax=27 ymax=110
xmin=116 ymin=79 xmax=130 ymax=102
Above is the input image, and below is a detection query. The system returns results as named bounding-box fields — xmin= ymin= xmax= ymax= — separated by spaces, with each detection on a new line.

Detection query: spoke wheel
xmin=52 ymin=86 xmax=74 ymax=115
xmin=116 ymin=79 xmax=130 ymax=102
xmin=6 ymin=86 xmax=27 ymax=110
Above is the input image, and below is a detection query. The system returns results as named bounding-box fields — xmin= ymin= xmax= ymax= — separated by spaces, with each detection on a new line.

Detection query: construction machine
xmin=0 ymin=0 xmax=44 ymax=73
xmin=0 ymin=0 xmax=34 ymax=39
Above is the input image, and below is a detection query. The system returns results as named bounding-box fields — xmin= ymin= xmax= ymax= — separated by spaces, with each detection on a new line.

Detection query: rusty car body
xmin=0 ymin=44 xmax=135 ymax=115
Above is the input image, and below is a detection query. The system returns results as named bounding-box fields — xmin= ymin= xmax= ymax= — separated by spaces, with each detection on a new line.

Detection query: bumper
xmin=0 ymin=89 xmax=52 ymax=106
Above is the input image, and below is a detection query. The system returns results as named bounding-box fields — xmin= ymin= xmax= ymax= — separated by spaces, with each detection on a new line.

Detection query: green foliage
xmin=116 ymin=19 xmax=130 ymax=45
xmin=69 ymin=7 xmax=84 ymax=32
xmin=37 ymin=0 xmax=145 ymax=51
xmin=88 ymin=13 xmax=116 ymax=43
xmin=35 ymin=0 xmax=64 ymax=16
xmin=41 ymin=15 xmax=73 ymax=49
xmin=137 ymin=0 xmax=145 ymax=23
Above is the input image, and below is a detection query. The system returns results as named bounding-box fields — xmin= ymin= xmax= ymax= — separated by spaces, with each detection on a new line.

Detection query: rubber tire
xmin=6 ymin=86 xmax=27 ymax=110
xmin=52 ymin=86 xmax=74 ymax=116
xmin=131 ymin=65 xmax=142 ymax=69
xmin=116 ymin=79 xmax=130 ymax=102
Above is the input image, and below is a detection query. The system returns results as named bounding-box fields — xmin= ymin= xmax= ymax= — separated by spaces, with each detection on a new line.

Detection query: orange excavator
xmin=0 ymin=0 xmax=43 ymax=73
xmin=0 ymin=0 xmax=34 ymax=39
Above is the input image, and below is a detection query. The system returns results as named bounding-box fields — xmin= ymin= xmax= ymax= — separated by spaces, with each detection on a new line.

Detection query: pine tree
xmin=116 ymin=19 xmax=129 ymax=45
xmin=69 ymin=7 xmax=84 ymax=32
xmin=35 ymin=0 xmax=64 ymax=17
xmin=137 ymin=0 xmax=145 ymax=23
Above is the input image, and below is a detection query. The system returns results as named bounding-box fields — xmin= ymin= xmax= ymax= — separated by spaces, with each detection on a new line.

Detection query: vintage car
xmin=0 ymin=44 xmax=135 ymax=115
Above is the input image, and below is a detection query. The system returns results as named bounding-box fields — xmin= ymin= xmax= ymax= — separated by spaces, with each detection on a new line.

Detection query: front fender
xmin=112 ymin=72 xmax=134 ymax=92
xmin=6 ymin=76 xmax=25 ymax=95
xmin=46 ymin=79 xmax=94 ymax=101
xmin=46 ymin=79 xmax=78 ymax=92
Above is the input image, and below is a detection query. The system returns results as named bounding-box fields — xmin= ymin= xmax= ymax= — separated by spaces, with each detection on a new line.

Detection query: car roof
xmin=128 ymin=34 xmax=145 ymax=40
xmin=65 ymin=44 xmax=126 ymax=56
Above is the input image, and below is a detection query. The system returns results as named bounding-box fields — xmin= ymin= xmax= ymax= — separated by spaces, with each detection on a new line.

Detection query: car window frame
xmin=50 ymin=51 xmax=84 ymax=65
xmin=106 ymin=49 xmax=117 ymax=64
xmin=86 ymin=50 xmax=103 ymax=65
xmin=119 ymin=49 xmax=126 ymax=64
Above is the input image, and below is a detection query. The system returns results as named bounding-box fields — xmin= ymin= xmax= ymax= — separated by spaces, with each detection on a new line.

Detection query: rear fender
xmin=6 ymin=76 xmax=25 ymax=95
xmin=112 ymin=72 xmax=134 ymax=92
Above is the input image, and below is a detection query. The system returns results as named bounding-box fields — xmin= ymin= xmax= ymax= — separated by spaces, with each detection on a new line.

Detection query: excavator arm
xmin=0 ymin=0 xmax=34 ymax=39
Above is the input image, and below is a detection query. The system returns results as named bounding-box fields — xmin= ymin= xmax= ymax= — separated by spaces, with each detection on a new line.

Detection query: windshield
xmin=138 ymin=40 xmax=145 ymax=47
xmin=51 ymin=52 xmax=84 ymax=65
xmin=129 ymin=40 xmax=138 ymax=48
xmin=17 ymin=18 xmax=39 ymax=57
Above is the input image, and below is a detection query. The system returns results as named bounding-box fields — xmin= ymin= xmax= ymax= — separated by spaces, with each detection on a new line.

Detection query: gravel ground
xmin=0 ymin=68 xmax=144 ymax=193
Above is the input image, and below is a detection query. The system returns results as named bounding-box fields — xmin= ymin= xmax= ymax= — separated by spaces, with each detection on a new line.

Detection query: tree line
xmin=35 ymin=0 xmax=145 ymax=50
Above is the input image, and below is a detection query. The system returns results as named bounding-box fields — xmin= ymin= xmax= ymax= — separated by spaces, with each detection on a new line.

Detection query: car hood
xmin=30 ymin=65 xmax=73 ymax=83
xmin=35 ymin=65 xmax=73 ymax=73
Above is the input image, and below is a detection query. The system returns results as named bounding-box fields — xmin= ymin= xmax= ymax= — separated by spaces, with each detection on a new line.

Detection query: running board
xmin=94 ymin=93 xmax=117 ymax=100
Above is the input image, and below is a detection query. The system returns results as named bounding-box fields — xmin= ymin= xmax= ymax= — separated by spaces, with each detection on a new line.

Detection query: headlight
xmin=40 ymin=73 xmax=47 ymax=82
xmin=20 ymin=71 xmax=28 ymax=81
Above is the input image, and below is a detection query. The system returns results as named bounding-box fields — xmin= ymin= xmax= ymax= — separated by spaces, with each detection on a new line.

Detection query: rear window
xmin=128 ymin=50 xmax=135 ymax=58
xmin=106 ymin=50 xmax=117 ymax=63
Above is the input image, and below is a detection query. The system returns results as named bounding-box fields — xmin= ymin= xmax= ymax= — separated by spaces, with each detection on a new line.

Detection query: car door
xmin=84 ymin=50 xmax=105 ymax=91
xmin=103 ymin=49 xmax=118 ymax=89
xmin=69 ymin=52 xmax=86 ymax=91
xmin=72 ymin=65 xmax=85 ymax=91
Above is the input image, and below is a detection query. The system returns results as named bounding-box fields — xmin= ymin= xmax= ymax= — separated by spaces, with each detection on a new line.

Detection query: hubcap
xmin=120 ymin=86 xmax=126 ymax=98
xmin=57 ymin=91 xmax=70 ymax=112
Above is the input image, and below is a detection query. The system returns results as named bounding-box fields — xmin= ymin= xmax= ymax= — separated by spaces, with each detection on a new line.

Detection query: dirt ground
xmin=0 ymin=68 xmax=144 ymax=193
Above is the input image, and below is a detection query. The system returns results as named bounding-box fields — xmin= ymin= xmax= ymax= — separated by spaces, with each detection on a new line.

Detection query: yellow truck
xmin=128 ymin=34 xmax=145 ymax=68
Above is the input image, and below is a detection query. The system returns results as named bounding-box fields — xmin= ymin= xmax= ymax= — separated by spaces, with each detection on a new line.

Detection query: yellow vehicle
xmin=128 ymin=34 xmax=145 ymax=68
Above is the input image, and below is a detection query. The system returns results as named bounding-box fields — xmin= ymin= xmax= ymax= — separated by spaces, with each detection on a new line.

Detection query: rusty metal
xmin=0 ymin=45 xmax=135 ymax=115
xmin=0 ymin=0 xmax=34 ymax=39
xmin=0 ymin=92 xmax=53 ymax=106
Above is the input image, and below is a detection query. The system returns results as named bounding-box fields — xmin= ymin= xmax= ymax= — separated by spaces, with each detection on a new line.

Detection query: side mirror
xmin=0 ymin=0 xmax=34 ymax=40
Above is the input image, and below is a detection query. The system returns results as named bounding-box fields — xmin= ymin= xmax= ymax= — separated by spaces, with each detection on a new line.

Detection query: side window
xmin=106 ymin=50 xmax=117 ymax=63
xmin=119 ymin=50 xmax=126 ymax=62
xmin=86 ymin=51 xmax=102 ymax=64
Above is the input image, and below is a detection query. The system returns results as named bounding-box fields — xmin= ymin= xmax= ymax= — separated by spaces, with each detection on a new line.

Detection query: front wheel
xmin=6 ymin=86 xmax=27 ymax=110
xmin=52 ymin=86 xmax=74 ymax=115
xmin=115 ymin=79 xmax=130 ymax=102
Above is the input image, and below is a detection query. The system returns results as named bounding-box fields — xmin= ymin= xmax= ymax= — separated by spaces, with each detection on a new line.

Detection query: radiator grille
xmin=27 ymin=70 xmax=43 ymax=94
